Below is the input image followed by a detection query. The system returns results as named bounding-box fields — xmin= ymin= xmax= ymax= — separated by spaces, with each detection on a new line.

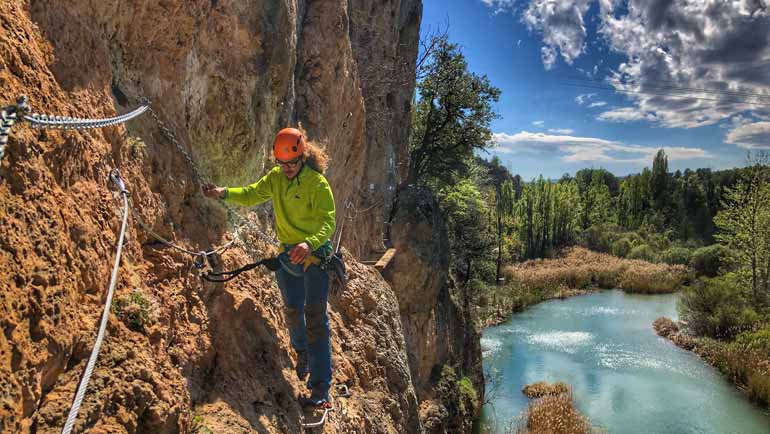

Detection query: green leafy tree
xmin=714 ymin=154 xmax=770 ymax=302
xmin=495 ymin=180 xmax=515 ymax=284
xmin=650 ymin=149 xmax=672 ymax=224
xmin=408 ymin=35 xmax=500 ymax=187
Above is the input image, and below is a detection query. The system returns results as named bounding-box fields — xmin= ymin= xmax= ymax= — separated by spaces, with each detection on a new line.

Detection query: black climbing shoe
xmin=298 ymin=392 xmax=330 ymax=408
xmin=295 ymin=350 xmax=309 ymax=381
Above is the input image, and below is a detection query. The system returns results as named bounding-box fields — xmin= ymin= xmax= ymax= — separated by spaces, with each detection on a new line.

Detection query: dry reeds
xmin=514 ymin=382 xmax=590 ymax=434
xmin=504 ymin=247 xmax=687 ymax=295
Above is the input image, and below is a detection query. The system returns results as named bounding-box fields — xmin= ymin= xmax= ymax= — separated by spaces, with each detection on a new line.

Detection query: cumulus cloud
xmin=523 ymin=0 xmax=770 ymax=131
xmin=588 ymin=101 xmax=608 ymax=108
xmin=725 ymin=121 xmax=770 ymax=149
xmin=493 ymin=131 xmax=708 ymax=163
xmin=532 ymin=120 xmax=545 ymax=127
xmin=522 ymin=0 xmax=593 ymax=69
xmin=548 ymin=128 xmax=575 ymax=134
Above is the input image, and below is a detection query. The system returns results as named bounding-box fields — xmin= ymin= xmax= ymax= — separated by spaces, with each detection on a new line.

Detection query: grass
xmin=480 ymin=247 xmax=688 ymax=327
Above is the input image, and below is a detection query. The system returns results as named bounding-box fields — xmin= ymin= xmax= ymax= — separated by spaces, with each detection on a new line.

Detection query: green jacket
xmin=224 ymin=165 xmax=336 ymax=251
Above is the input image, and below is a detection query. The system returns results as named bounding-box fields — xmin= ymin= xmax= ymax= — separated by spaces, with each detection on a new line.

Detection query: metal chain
xmin=1 ymin=95 xmax=149 ymax=162
xmin=144 ymin=103 xmax=208 ymax=186
xmin=24 ymin=104 xmax=149 ymax=130
xmin=142 ymin=98 xmax=279 ymax=252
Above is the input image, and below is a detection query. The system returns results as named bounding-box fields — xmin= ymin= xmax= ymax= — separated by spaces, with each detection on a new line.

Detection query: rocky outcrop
xmin=383 ymin=187 xmax=485 ymax=432
xmin=1 ymin=1 xmax=431 ymax=433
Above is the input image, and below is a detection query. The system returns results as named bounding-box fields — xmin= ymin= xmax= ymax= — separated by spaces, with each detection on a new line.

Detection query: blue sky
xmin=420 ymin=0 xmax=770 ymax=180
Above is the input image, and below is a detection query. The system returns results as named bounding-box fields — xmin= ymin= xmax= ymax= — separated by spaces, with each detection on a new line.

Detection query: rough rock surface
xmin=0 ymin=1 xmax=450 ymax=433
xmin=383 ymin=187 xmax=485 ymax=432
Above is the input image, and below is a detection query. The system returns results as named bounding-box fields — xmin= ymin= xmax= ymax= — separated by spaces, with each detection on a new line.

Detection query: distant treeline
xmin=479 ymin=149 xmax=746 ymax=261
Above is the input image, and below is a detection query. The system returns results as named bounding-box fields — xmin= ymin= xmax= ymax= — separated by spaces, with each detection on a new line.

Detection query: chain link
xmin=142 ymin=97 xmax=279 ymax=254
xmin=144 ymin=103 xmax=208 ymax=186
xmin=2 ymin=95 xmax=149 ymax=162
xmin=24 ymin=104 xmax=149 ymax=130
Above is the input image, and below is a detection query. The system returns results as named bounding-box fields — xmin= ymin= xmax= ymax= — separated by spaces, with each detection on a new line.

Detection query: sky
xmin=419 ymin=0 xmax=770 ymax=180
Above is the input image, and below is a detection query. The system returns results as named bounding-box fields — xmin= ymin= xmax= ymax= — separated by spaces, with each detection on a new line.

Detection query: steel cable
xmin=61 ymin=170 xmax=130 ymax=434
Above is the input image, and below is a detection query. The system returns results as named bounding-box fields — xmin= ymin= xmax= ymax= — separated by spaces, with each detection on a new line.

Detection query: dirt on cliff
xmin=0 ymin=1 xmax=433 ymax=433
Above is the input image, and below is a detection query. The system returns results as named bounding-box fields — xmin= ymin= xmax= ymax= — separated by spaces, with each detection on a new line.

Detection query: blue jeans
xmin=275 ymin=251 xmax=331 ymax=399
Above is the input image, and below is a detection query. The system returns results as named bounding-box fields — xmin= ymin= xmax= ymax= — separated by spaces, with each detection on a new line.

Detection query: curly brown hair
xmin=296 ymin=123 xmax=330 ymax=174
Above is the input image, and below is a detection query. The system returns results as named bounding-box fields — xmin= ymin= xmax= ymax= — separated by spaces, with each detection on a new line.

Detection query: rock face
xmin=0 ymin=1 xmax=481 ymax=433
xmin=383 ymin=187 xmax=485 ymax=432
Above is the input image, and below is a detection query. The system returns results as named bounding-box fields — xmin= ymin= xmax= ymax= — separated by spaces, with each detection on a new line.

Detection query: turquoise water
xmin=479 ymin=290 xmax=770 ymax=434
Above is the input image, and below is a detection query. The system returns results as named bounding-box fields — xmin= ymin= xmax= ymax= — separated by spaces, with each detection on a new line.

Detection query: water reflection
xmin=479 ymin=290 xmax=770 ymax=434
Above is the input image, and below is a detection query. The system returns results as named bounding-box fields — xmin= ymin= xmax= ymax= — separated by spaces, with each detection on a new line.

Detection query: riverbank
xmin=654 ymin=317 xmax=770 ymax=410
xmin=479 ymin=291 xmax=770 ymax=434
xmin=480 ymin=247 xmax=688 ymax=327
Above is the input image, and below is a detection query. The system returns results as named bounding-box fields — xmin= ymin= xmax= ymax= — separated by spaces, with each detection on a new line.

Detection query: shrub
xmin=581 ymin=224 xmax=614 ymax=252
xmin=610 ymin=238 xmax=632 ymax=258
xmin=657 ymin=246 xmax=691 ymax=265
xmin=689 ymin=244 xmax=733 ymax=277
xmin=735 ymin=326 xmax=770 ymax=356
xmin=627 ymin=244 xmax=654 ymax=262
xmin=113 ymin=290 xmax=156 ymax=332
xmin=678 ymin=275 xmax=759 ymax=339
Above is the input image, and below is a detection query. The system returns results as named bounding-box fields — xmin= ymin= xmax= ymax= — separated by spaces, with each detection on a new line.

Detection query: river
xmin=478 ymin=290 xmax=770 ymax=434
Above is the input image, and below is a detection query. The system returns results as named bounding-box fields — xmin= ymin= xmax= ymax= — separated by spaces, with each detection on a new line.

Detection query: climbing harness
xmin=61 ymin=169 xmax=130 ymax=434
xmin=1 ymin=95 xmax=149 ymax=162
xmin=201 ymin=256 xmax=281 ymax=282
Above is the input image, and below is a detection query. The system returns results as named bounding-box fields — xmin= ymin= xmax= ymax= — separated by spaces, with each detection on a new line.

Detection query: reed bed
xmin=512 ymin=383 xmax=591 ymax=434
xmin=504 ymin=247 xmax=687 ymax=295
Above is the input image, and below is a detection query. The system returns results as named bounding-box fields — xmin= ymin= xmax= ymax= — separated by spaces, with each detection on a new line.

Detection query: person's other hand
xmin=202 ymin=183 xmax=225 ymax=198
xmin=289 ymin=242 xmax=311 ymax=264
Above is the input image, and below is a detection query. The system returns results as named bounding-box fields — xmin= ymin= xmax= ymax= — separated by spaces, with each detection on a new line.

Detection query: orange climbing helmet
xmin=273 ymin=128 xmax=306 ymax=161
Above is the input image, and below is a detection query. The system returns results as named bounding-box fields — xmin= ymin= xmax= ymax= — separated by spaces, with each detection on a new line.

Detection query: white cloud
xmin=548 ymin=128 xmax=575 ymax=134
xmin=725 ymin=121 xmax=770 ymax=149
xmin=532 ymin=120 xmax=545 ymax=127
xmin=481 ymin=0 xmax=516 ymax=13
xmin=597 ymin=107 xmax=658 ymax=123
xmin=523 ymin=0 xmax=770 ymax=129
xmin=522 ymin=0 xmax=593 ymax=70
xmin=575 ymin=93 xmax=596 ymax=105
xmin=493 ymin=131 xmax=708 ymax=163
xmin=588 ymin=101 xmax=608 ymax=108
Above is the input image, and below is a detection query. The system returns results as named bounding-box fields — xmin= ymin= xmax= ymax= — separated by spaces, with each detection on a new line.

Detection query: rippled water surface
xmin=479 ymin=290 xmax=770 ymax=434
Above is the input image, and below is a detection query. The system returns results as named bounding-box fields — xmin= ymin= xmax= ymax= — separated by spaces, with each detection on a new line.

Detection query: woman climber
xmin=202 ymin=127 xmax=336 ymax=408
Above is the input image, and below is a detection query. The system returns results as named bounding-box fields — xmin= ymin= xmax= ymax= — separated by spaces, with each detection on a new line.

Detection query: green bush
xmin=627 ymin=244 xmax=655 ymax=262
xmin=678 ymin=275 xmax=759 ymax=339
xmin=113 ymin=290 xmax=155 ymax=332
xmin=657 ymin=246 xmax=691 ymax=265
xmin=735 ymin=326 xmax=770 ymax=356
xmin=582 ymin=225 xmax=612 ymax=252
xmin=689 ymin=244 xmax=733 ymax=277
xmin=610 ymin=238 xmax=632 ymax=258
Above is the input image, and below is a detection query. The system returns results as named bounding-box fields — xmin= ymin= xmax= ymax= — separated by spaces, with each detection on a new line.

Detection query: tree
xmin=495 ymin=180 xmax=515 ymax=284
xmin=407 ymin=35 xmax=501 ymax=187
xmin=439 ymin=179 xmax=496 ymax=289
xmin=650 ymin=149 xmax=671 ymax=221
xmin=714 ymin=153 xmax=770 ymax=303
